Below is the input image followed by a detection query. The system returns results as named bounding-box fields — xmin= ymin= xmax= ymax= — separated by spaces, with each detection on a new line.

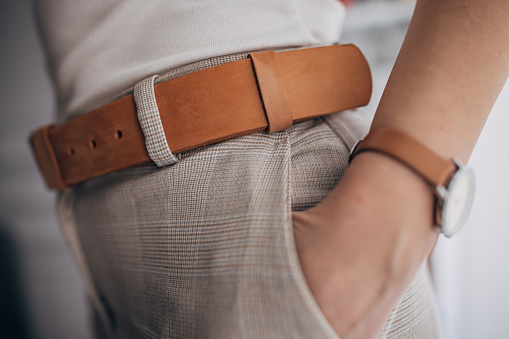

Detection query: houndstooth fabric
xmin=58 ymin=54 xmax=442 ymax=339
xmin=134 ymin=75 xmax=179 ymax=167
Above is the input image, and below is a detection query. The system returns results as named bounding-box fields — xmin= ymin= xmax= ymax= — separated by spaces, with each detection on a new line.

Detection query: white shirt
xmin=35 ymin=0 xmax=346 ymax=122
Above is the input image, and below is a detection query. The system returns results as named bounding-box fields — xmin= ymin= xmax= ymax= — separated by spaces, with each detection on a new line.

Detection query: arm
xmin=293 ymin=0 xmax=509 ymax=337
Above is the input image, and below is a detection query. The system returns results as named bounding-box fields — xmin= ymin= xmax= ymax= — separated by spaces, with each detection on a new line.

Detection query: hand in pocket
xmin=292 ymin=152 xmax=439 ymax=339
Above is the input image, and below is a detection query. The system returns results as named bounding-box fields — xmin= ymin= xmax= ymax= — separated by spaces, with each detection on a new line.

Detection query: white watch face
xmin=441 ymin=165 xmax=475 ymax=237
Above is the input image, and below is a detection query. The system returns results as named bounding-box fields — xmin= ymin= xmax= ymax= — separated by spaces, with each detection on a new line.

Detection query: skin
xmin=292 ymin=0 xmax=509 ymax=338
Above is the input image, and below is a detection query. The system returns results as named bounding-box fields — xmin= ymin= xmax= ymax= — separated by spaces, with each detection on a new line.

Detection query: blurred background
xmin=0 ymin=0 xmax=508 ymax=338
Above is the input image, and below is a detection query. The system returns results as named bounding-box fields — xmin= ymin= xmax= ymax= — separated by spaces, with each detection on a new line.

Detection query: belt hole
xmin=89 ymin=140 xmax=97 ymax=149
xmin=68 ymin=147 xmax=75 ymax=156
xmin=115 ymin=130 xmax=122 ymax=139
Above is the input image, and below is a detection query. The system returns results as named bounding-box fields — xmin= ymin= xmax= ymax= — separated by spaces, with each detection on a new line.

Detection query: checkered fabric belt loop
xmin=134 ymin=75 xmax=179 ymax=167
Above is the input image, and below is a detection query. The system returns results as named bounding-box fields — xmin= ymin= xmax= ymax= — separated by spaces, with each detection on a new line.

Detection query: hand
xmin=292 ymin=152 xmax=439 ymax=338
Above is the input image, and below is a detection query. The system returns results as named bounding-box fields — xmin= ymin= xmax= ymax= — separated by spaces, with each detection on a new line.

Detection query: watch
xmin=349 ymin=127 xmax=475 ymax=237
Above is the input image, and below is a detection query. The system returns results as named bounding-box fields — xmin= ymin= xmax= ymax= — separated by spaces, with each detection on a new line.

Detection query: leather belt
xmin=29 ymin=44 xmax=372 ymax=190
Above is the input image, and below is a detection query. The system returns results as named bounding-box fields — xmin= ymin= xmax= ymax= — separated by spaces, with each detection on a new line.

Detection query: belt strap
xmin=29 ymin=44 xmax=372 ymax=190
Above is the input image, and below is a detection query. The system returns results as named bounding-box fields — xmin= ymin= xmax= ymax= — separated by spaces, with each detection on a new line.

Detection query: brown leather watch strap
xmin=351 ymin=127 xmax=458 ymax=187
xmin=29 ymin=44 xmax=372 ymax=190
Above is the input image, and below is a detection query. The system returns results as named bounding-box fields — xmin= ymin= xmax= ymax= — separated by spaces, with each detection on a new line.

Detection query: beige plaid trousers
xmin=58 ymin=51 xmax=441 ymax=339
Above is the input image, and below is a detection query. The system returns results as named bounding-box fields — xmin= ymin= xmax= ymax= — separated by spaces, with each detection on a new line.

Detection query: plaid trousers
xmin=58 ymin=52 xmax=441 ymax=339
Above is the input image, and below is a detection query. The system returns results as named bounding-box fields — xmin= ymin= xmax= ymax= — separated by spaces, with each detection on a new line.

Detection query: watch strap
xmin=350 ymin=127 xmax=457 ymax=187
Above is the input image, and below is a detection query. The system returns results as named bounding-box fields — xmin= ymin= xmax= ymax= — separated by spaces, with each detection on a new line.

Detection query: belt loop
xmin=248 ymin=50 xmax=293 ymax=133
xmin=134 ymin=75 xmax=179 ymax=167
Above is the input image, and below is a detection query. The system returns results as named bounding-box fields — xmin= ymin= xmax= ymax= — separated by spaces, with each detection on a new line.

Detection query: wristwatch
xmin=349 ymin=127 xmax=475 ymax=237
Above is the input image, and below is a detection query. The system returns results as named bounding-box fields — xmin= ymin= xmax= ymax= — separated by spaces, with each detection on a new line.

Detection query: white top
xmin=35 ymin=0 xmax=346 ymax=122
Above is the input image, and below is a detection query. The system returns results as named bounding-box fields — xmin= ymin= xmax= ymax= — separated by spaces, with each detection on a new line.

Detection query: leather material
xmin=249 ymin=50 xmax=293 ymax=133
xmin=351 ymin=127 xmax=458 ymax=187
xmin=29 ymin=44 xmax=372 ymax=190
xmin=29 ymin=125 xmax=67 ymax=189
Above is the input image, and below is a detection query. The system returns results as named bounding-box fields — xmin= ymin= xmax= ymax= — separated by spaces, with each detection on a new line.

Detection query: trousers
xmin=57 ymin=52 xmax=441 ymax=339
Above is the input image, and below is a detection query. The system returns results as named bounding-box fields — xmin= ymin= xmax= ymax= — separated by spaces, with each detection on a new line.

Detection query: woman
xmin=33 ymin=0 xmax=509 ymax=337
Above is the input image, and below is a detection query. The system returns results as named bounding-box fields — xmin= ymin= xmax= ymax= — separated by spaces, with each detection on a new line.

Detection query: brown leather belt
xmin=29 ymin=44 xmax=372 ymax=190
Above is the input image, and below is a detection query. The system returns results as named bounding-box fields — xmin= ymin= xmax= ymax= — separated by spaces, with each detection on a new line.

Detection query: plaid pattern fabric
xmin=134 ymin=75 xmax=179 ymax=167
xmin=58 ymin=54 xmax=441 ymax=339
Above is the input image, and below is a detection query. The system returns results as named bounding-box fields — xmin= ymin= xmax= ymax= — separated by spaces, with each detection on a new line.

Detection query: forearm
xmin=372 ymin=0 xmax=509 ymax=162
xmin=294 ymin=1 xmax=509 ymax=337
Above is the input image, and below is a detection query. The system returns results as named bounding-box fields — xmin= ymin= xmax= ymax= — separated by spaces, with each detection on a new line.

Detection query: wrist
xmin=327 ymin=150 xmax=436 ymax=231
xmin=341 ymin=150 xmax=439 ymax=271
xmin=349 ymin=126 xmax=475 ymax=237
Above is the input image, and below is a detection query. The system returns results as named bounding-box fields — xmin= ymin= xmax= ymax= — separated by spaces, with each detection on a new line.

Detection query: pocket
xmin=281 ymin=112 xmax=368 ymax=338
xmin=282 ymin=207 xmax=342 ymax=339
xmin=281 ymin=119 xmax=346 ymax=338
xmin=285 ymin=112 xmax=442 ymax=339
